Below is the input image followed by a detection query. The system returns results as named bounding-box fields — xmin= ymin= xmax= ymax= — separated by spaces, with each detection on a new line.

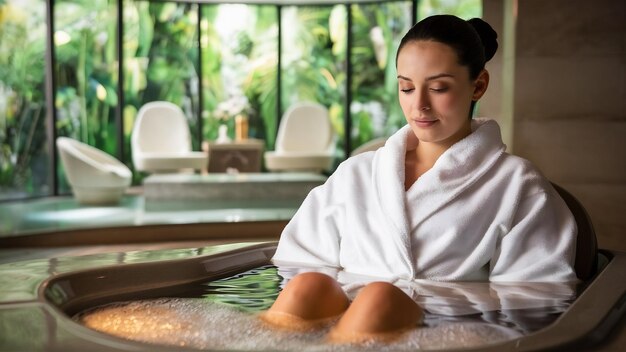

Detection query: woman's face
xmin=397 ymin=40 xmax=488 ymax=148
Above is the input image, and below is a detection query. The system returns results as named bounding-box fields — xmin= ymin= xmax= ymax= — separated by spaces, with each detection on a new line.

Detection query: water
xmin=74 ymin=265 xmax=576 ymax=351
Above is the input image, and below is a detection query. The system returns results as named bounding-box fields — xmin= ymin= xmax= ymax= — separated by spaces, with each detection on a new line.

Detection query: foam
xmin=76 ymin=298 xmax=521 ymax=351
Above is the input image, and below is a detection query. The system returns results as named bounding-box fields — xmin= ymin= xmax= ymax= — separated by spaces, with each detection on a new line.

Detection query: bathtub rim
xmin=0 ymin=220 xmax=288 ymax=247
xmin=38 ymin=243 xmax=626 ymax=352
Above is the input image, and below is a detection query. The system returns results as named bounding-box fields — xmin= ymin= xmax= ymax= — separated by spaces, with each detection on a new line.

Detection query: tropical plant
xmin=202 ymin=4 xmax=278 ymax=149
xmin=279 ymin=5 xmax=346 ymax=159
xmin=418 ymin=0 xmax=482 ymax=19
xmin=0 ymin=0 xmax=48 ymax=199
xmin=123 ymin=1 xmax=199 ymax=183
xmin=348 ymin=2 xmax=412 ymax=151
xmin=53 ymin=0 xmax=119 ymax=191
xmin=240 ymin=5 xmax=278 ymax=148
xmin=200 ymin=5 xmax=225 ymax=142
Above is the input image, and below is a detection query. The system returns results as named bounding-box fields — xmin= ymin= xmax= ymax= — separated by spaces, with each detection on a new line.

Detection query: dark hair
xmin=396 ymin=15 xmax=498 ymax=80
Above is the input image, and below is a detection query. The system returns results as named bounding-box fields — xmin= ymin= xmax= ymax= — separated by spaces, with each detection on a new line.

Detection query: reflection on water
xmin=75 ymin=265 xmax=576 ymax=351
xmin=201 ymin=265 xmax=282 ymax=312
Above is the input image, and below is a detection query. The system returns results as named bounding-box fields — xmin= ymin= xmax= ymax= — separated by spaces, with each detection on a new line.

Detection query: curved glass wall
xmin=0 ymin=0 xmax=481 ymax=201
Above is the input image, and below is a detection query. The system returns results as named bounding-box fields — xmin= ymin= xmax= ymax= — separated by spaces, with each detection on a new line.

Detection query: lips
xmin=413 ymin=119 xmax=438 ymax=128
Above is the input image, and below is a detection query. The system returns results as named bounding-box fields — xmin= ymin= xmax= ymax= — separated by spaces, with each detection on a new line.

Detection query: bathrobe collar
xmin=371 ymin=119 xmax=506 ymax=276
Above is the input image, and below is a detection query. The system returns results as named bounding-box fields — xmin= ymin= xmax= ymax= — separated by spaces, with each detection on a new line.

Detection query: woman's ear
xmin=472 ymin=69 xmax=490 ymax=100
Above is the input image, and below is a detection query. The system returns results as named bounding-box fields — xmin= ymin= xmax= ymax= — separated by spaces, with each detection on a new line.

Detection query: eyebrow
xmin=397 ymin=73 xmax=455 ymax=82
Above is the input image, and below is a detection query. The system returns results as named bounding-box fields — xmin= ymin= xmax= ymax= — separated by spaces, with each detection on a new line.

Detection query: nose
xmin=415 ymin=87 xmax=431 ymax=112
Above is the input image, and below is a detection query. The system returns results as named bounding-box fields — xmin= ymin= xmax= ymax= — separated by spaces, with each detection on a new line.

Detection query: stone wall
xmin=483 ymin=0 xmax=626 ymax=251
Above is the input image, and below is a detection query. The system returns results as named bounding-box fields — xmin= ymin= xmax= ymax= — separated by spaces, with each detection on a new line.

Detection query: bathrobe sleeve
xmin=489 ymin=187 xmax=578 ymax=282
xmin=272 ymin=169 xmax=345 ymax=268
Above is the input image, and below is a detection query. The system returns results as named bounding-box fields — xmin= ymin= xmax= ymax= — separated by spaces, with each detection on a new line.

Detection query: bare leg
xmin=259 ymin=272 xmax=350 ymax=331
xmin=328 ymin=281 xmax=423 ymax=344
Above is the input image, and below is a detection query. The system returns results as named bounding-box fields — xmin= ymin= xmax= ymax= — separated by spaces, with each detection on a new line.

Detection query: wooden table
xmin=202 ymin=139 xmax=264 ymax=173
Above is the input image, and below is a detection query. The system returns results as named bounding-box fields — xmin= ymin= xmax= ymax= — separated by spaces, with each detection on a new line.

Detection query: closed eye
xmin=429 ymin=87 xmax=448 ymax=93
xmin=400 ymin=88 xmax=414 ymax=93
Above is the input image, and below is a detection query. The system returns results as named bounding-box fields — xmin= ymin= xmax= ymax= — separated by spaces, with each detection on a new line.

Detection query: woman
xmin=261 ymin=14 xmax=577 ymax=343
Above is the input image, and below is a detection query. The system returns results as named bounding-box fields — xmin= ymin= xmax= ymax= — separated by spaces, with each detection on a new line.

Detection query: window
xmin=0 ymin=0 xmax=482 ymax=201
xmin=0 ymin=0 xmax=49 ymax=200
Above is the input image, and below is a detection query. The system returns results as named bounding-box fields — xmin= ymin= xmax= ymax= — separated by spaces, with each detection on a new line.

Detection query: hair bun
xmin=468 ymin=18 xmax=498 ymax=61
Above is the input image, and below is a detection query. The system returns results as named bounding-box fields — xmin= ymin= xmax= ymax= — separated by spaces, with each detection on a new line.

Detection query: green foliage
xmin=243 ymin=59 xmax=278 ymax=148
xmin=349 ymin=2 xmax=412 ymax=151
xmin=0 ymin=0 xmax=48 ymax=198
xmin=201 ymin=4 xmax=278 ymax=149
xmin=52 ymin=0 xmax=119 ymax=191
xmin=418 ymin=0 xmax=482 ymax=19
xmin=278 ymin=5 xmax=346 ymax=157
xmin=200 ymin=5 xmax=224 ymax=143
xmin=123 ymin=1 xmax=199 ymax=183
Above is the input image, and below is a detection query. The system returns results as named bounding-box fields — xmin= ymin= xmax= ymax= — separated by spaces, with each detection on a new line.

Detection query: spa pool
xmin=1 ymin=241 xmax=624 ymax=351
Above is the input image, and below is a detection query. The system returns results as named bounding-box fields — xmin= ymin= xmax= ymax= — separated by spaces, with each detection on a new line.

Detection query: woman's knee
xmin=329 ymin=281 xmax=423 ymax=343
xmin=274 ymin=272 xmax=349 ymax=319
xmin=260 ymin=272 xmax=349 ymax=330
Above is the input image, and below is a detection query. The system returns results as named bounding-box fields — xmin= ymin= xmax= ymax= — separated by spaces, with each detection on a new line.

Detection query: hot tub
xmin=1 ymin=242 xmax=624 ymax=351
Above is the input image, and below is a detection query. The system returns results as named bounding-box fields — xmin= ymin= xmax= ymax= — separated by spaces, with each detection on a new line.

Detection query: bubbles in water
xmin=76 ymin=298 xmax=521 ymax=351
xmin=74 ymin=265 xmax=572 ymax=350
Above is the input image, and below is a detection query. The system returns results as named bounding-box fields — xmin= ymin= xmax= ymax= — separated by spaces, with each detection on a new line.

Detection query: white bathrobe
xmin=272 ymin=119 xmax=578 ymax=282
